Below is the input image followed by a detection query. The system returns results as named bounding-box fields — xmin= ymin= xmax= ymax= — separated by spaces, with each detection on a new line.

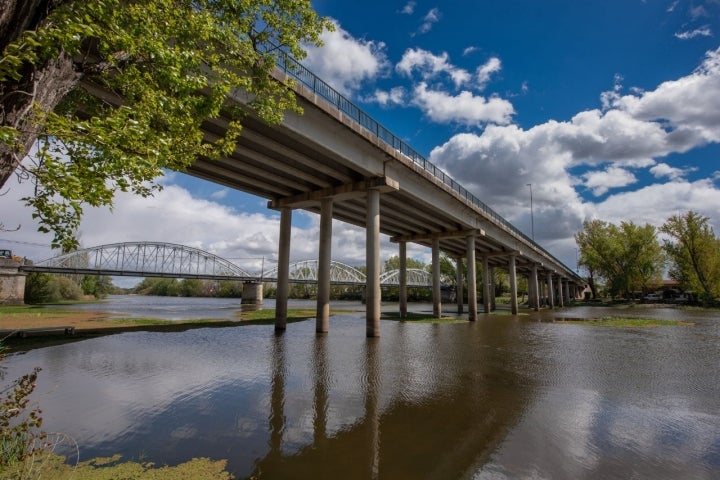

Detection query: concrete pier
xmin=0 ymin=259 xmax=26 ymax=305
xmin=241 ymin=282 xmax=264 ymax=305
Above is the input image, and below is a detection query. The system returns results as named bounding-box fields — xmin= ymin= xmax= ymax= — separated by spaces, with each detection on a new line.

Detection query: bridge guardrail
xmin=272 ymin=48 xmax=577 ymax=278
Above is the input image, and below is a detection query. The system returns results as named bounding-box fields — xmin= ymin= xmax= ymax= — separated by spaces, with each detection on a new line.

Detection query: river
xmin=2 ymin=296 xmax=719 ymax=479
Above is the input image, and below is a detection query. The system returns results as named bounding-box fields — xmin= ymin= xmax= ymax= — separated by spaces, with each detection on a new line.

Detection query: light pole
xmin=526 ymin=183 xmax=534 ymax=241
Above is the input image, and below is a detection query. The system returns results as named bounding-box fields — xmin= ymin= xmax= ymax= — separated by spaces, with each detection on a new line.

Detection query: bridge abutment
xmin=0 ymin=259 xmax=26 ymax=305
xmin=242 ymin=282 xmax=264 ymax=305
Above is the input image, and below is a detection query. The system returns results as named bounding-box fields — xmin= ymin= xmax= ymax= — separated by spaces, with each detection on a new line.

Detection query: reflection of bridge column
xmin=456 ymin=255 xmax=463 ymax=314
xmin=531 ymin=264 xmax=540 ymax=311
xmin=509 ymin=254 xmax=518 ymax=314
xmin=546 ymin=272 xmax=555 ymax=309
xmin=366 ymin=189 xmax=381 ymax=337
xmin=364 ymin=339 xmax=381 ymax=479
xmin=312 ymin=336 xmax=329 ymax=447
xmin=317 ymin=197 xmax=332 ymax=333
xmin=482 ymin=255 xmax=491 ymax=313
xmin=268 ymin=334 xmax=286 ymax=459
xmin=399 ymin=241 xmax=408 ymax=319
xmin=432 ymin=238 xmax=441 ymax=318
xmin=275 ymin=207 xmax=292 ymax=331
xmin=467 ymin=235 xmax=477 ymax=320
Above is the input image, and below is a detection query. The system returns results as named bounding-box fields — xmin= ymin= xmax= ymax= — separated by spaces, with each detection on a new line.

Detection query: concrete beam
xmin=390 ymin=228 xmax=485 ymax=243
xmin=269 ymin=177 xmax=399 ymax=209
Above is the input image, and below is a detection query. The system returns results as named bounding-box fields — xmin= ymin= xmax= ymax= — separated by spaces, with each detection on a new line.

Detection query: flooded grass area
xmin=554 ymin=316 xmax=695 ymax=327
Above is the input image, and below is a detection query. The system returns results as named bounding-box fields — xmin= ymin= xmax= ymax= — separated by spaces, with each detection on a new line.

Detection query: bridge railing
xmin=274 ymin=50 xmax=575 ymax=277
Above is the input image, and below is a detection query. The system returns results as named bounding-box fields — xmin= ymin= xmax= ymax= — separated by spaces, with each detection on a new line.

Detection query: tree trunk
xmin=0 ymin=0 xmax=78 ymax=190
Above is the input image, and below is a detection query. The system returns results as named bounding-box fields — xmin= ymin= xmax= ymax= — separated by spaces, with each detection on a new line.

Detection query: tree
xmin=0 ymin=0 xmax=332 ymax=250
xmin=575 ymin=219 xmax=610 ymax=299
xmin=661 ymin=211 xmax=720 ymax=304
xmin=576 ymin=219 xmax=664 ymax=298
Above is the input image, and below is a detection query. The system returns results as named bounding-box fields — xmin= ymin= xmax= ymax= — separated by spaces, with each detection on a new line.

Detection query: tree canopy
xmin=0 ymin=0 xmax=332 ymax=250
xmin=576 ymin=219 xmax=664 ymax=298
xmin=661 ymin=211 xmax=720 ymax=304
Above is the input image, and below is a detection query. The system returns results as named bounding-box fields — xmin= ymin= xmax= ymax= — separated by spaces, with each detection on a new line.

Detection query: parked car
xmin=643 ymin=293 xmax=663 ymax=302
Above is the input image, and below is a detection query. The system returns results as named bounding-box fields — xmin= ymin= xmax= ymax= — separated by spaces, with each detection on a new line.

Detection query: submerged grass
xmin=382 ymin=312 xmax=466 ymax=324
xmin=555 ymin=316 xmax=694 ymax=327
xmin=0 ymin=453 xmax=234 ymax=480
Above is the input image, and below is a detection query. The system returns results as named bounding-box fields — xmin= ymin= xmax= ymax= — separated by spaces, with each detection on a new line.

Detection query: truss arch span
xmin=34 ymin=241 xmax=254 ymax=278
xmin=264 ymin=259 xmax=367 ymax=284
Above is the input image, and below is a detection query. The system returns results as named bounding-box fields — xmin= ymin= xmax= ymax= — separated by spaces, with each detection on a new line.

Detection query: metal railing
xmin=271 ymin=50 xmax=577 ymax=278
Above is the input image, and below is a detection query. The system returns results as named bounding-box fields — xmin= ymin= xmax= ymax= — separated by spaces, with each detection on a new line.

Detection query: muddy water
xmin=2 ymin=299 xmax=719 ymax=479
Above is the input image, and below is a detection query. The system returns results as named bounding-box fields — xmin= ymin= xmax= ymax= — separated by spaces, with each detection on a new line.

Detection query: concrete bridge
xmin=6 ymin=49 xmax=583 ymax=331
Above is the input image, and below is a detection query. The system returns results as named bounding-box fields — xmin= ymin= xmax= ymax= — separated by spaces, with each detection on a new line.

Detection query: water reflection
xmin=2 ymin=301 xmax=720 ymax=479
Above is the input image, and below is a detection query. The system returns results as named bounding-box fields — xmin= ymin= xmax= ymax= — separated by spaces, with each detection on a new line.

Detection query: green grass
xmin=0 ymin=305 xmax=87 ymax=320
xmin=381 ymin=311 xmax=466 ymax=324
xmin=555 ymin=316 xmax=694 ymax=327
xmin=1 ymin=452 xmax=234 ymax=479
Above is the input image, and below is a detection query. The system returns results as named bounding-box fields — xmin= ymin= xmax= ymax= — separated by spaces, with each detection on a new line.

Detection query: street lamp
xmin=526 ymin=183 xmax=534 ymax=241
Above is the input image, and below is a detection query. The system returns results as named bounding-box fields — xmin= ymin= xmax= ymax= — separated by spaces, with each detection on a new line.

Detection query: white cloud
xmin=367 ymin=86 xmax=406 ymax=106
xmin=302 ymin=20 xmax=388 ymax=96
xmin=210 ymin=188 xmax=228 ymax=200
xmin=603 ymin=47 xmax=720 ymax=148
xmin=649 ymin=162 xmax=696 ymax=180
xmin=675 ymin=26 xmax=713 ymax=39
xmin=476 ymin=57 xmax=502 ymax=87
xmin=400 ymin=1 xmax=416 ymax=15
xmin=411 ymin=82 xmax=515 ymax=125
xmin=396 ymin=48 xmax=471 ymax=87
xmin=462 ymin=46 xmax=478 ymax=56
xmin=426 ymin=47 xmax=720 ymax=268
xmin=418 ymin=8 xmax=441 ymax=34
xmin=582 ymin=166 xmax=637 ymax=196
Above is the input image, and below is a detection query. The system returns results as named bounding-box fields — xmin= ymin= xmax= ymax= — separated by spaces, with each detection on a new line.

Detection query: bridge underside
xmin=79 ymin=63 xmax=582 ymax=333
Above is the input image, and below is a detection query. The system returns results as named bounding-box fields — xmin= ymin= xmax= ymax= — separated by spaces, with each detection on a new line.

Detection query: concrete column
xmin=482 ymin=256 xmax=491 ymax=313
xmin=432 ymin=238 xmax=441 ymax=318
xmin=316 ymin=197 xmax=332 ymax=333
xmin=275 ymin=207 xmax=292 ymax=331
xmin=531 ymin=264 xmax=540 ymax=311
xmin=242 ymin=282 xmax=263 ymax=304
xmin=509 ymin=255 xmax=518 ymax=315
xmin=366 ymin=189 xmax=381 ymax=337
xmin=467 ymin=235 xmax=477 ymax=321
xmin=0 ymin=259 xmax=26 ymax=305
xmin=564 ymin=280 xmax=571 ymax=304
xmin=399 ymin=241 xmax=408 ymax=319
xmin=546 ymin=272 xmax=555 ymax=309
xmin=558 ymin=278 xmax=565 ymax=307
xmin=456 ymin=255 xmax=463 ymax=314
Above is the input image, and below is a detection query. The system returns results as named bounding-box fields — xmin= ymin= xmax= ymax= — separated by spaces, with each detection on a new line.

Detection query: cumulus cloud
xmin=367 ymin=86 xmax=406 ymax=106
xmin=476 ymin=57 xmax=502 ymax=87
xmin=427 ymin=46 xmax=720 ymax=268
xmin=302 ymin=20 xmax=389 ymax=96
xmin=582 ymin=167 xmax=637 ymax=196
xmin=411 ymin=82 xmax=515 ymax=125
xmin=650 ymin=162 xmax=696 ymax=180
xmin=396 ymin=48 xmax=471 ymax=87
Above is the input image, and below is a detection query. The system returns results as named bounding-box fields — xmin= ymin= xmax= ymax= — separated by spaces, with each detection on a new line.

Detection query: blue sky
xmin=3 ymin=0 xmax=720 ymax=278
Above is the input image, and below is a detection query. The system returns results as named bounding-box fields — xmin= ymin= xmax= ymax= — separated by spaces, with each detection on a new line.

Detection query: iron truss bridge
xmin=22 ymin=241 xmax=449 ymax=287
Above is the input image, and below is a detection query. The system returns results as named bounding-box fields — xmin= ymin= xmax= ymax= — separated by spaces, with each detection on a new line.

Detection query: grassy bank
xmin=555 ymin=316 xmax=694 ymax=327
